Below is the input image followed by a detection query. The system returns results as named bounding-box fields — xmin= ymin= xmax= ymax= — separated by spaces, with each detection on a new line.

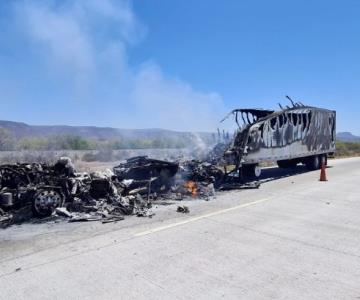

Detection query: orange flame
xmin=184 ymin=181 xmax=198 ymax=197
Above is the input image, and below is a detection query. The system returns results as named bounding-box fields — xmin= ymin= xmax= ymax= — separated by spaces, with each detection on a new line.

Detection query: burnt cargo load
xmin=223 ymin=103 xmax=336 ymax=177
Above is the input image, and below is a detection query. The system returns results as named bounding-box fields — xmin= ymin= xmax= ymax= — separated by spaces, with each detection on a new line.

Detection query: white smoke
xmin=12 ymin=0 xmax=227 ymax=131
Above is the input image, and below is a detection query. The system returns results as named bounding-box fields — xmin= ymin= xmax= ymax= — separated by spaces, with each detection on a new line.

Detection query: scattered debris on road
xmin=0 ymin=148 xmax=260 ymax=228
xmin=177 ymin=205 xmax=190 ymax=213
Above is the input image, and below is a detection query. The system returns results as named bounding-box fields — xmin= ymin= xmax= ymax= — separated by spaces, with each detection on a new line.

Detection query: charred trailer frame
xmin=223 ymin=105 xmax=336 ymax=177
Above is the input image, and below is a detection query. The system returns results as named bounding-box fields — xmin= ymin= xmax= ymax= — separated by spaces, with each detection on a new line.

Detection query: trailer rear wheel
xmin=305 ymin=155 xmax=321 ymax=170
xmin=320 ymin=154 xmax=328 ymax=166
xmin=254 ymin=165 xmax=262 ymax=178
xmin=243 ymin=164 xmax=262 ymax=178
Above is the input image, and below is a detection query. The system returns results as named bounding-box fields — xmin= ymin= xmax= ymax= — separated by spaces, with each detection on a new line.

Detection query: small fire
xmin=184 ymin=181 xmax=198 ymax=197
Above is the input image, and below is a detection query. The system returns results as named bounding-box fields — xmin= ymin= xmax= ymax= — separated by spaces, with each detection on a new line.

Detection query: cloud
xmin=11 ymin=0 xmax=227 ymax=131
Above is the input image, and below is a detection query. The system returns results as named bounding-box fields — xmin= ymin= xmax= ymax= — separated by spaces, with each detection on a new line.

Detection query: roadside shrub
xmin=335 ymin=141 xmax=360 ymax=157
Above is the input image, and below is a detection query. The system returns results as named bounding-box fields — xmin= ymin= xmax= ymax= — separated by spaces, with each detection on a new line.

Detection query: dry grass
xmin=75 ymin=160 xmax=119 ymax=172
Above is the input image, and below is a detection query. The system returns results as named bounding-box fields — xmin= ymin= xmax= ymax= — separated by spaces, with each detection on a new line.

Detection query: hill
xmin=0 ymin=120 xmax=207 ymax=140
xmin=0 ymin=120 xmax=218 ymax=151
xmin=337 ymin=132 xmax=360 ymax=142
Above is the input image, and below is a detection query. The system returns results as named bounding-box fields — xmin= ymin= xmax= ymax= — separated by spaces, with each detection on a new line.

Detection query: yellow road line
xmin=134 ymin=197 xmax=271 ymax=237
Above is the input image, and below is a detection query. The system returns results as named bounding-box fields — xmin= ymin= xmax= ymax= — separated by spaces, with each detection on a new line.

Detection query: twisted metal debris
xmin=0 ymin=154 xmax=229 ymax=227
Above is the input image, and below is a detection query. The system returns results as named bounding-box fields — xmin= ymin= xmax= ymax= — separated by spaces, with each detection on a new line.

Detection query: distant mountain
xmin=337 ymin=132 xmax=360 ymax=142
xmin=2 ymin=120 xmax=360 ymax=145
xmin=0 ymin=120 xmax=214 ymax=141
xmin=2 ymin=120 xmax=360 ymax=143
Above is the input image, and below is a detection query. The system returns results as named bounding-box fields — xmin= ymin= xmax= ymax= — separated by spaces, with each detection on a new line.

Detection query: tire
xmin=243 ymin=164 xmax=262 ymax=178
xmin=320 ymin=154 xmax=328 ymax=166
xmin=305 ymin=155 xmax=321 ymax=170
xmin=32 ymin=189 xmax=63 ymax=217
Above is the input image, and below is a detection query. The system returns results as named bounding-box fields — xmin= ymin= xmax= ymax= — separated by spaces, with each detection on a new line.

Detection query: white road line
xmin=134 ymin=197 xmax=271 ymax=237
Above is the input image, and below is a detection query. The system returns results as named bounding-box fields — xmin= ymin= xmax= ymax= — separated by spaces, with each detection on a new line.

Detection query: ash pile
xmin=0 ymin=151 xmax=257 ymax=228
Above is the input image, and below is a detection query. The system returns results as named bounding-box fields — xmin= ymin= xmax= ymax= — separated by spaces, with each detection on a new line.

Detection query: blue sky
xmin=0 ymin=0 xmax=359 ymax=133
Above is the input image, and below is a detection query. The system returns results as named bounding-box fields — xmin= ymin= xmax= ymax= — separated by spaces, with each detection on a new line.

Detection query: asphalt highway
xmin=1 ymin=157 xmax=359 ymax=299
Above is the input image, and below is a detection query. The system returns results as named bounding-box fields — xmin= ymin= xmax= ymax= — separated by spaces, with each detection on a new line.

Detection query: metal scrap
xmin=177 ymin=205 xmax=190 ymax=213
xmin=0 ymin=148 xmax=258 ymax=227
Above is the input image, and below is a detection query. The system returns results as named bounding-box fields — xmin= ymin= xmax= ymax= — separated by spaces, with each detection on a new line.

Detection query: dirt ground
xmin=74 ymin=160 xmax=120 ymax=172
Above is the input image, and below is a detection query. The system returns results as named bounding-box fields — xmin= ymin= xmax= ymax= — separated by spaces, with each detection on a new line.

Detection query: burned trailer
xmin=223 ymin=104 xmax=336 ymax=177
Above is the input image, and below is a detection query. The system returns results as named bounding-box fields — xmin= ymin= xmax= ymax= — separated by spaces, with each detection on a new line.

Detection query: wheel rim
xmin=33 ymin=190 xmax=62 ymax=215
xmin=254 ymin=166 xmax=262 ymax=177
